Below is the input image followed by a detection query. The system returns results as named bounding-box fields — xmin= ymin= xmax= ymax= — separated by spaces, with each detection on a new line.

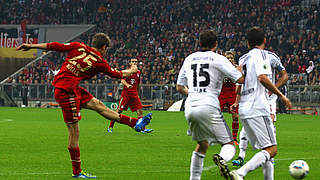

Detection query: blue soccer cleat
xmin=142 ymin=128 xmax=153 ymax=133
xmin=107 ymin=128 xmax=113 ymax=133
xmin=232 ymin=157 xmax=244 ymax=167
xmin=72 ymin=170 xmax=96 ymax=179
xmin=135 ymin=113 xmax=152 ymax=132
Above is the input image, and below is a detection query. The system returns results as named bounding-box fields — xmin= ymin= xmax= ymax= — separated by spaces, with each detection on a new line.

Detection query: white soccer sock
xmin=190 ymin=151 xmax=205 ymax=180
xmin=237 ymin=150 xmax=270 ymax=177
xmin=262 ymin=158 xmax=274 ymax=180
xmin=239 ymin=128 xmax=248 ymax=159
xmin=238 ymin=148 xmax=246 ymax=159
xmin=219 ymin=144 xmax=236 ymax=162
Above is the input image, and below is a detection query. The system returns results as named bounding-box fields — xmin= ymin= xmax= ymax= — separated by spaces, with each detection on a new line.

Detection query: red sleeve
xmin=103 ymin=63 xmax=123 ymax=79
xmin=47 ymin=42 xmax=80 ymax=52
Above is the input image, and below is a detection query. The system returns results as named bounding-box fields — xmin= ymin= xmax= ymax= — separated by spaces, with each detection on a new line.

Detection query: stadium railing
xmin=0 ymin=83 xmax=183 ymax=109
xmin=1 ymin=83 xmax=319 ymax=109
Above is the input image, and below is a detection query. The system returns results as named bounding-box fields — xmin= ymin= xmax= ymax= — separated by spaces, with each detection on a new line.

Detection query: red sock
xmin=68 ymin=146 xmax=81 ymax=175
xmin=119 ymin=114 xmax=138 ymax=128
xmin=232 ymin=118 xmax=239 ymax=140
xmin=109 ymin=120 xmax=115 ymax=128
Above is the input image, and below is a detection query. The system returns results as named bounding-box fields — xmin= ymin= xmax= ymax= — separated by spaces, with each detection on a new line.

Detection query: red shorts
xmin=54 ymin=87 xmax=93 ymax=123
xmin=118 ymin=93 xmax=142 ymax=112
xmin=219 ymin=95 xmax=238 ymax=114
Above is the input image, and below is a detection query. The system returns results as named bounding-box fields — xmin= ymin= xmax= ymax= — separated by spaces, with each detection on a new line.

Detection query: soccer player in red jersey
xmin=107 ymin=58 xmax=153 ymax=133
xmin=218 ymin=51 xmax=239 ymax=145
xmin=16 ymin=33 xmax=152 ymax=179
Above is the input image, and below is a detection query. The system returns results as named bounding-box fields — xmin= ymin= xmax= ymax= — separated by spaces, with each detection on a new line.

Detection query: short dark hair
xmin=92 ymin=33 xmax=111 ymax=49
xmin=199 ymin=30 xmax=217 ymax=49
xmin=247 ymin=26 xmax=265 ymax=47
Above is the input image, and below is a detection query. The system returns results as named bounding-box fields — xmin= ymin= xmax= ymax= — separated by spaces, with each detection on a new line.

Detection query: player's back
xmin=51 ymin=42 xmax=111 ymax=91
xmin=238 ymin=48 xmax=272 ymax=118
xmin=178 ymin=51 xmax=241 ymax=108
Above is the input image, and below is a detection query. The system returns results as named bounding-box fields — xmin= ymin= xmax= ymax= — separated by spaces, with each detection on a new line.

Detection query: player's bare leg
xmin=82 ymin=98 xmax=151 ymax=131
xmin=231 ymin=112 xmax=239 ymax=144
xmin=106 ymin=109 xmax=121 ymax=133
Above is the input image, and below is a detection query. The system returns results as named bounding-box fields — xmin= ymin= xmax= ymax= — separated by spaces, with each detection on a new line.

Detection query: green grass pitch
xmin=0 ymin=107 xmax=319 ymax=179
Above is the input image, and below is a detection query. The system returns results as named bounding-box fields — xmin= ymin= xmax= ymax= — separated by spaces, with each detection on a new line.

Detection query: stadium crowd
xmin=3 ymin=0 xmax=320 ymax=88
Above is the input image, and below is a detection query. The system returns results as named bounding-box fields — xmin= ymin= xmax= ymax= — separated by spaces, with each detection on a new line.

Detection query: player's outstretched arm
xmin=16 ymin=43 xmax=48 ymax=51
xmin=121 ymin=64 xmax=138 ymax=78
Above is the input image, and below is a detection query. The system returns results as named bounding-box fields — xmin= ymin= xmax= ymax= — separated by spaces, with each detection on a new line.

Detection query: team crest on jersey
xmin=263 ymin=64 xmax=268 ymax=69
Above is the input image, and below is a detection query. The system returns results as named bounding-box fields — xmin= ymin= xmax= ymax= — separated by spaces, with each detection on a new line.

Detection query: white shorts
xmin=185 ymin=105 xmax=233 ymax=145
xmin=241 ymin=116 xmax=277 ymax=150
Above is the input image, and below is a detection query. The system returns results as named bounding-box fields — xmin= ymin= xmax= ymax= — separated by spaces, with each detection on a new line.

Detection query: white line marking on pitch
xmin=0 ymin=119 xmax=13 ymax=123
xmin=203 ymin=157 xmax=319 ymax=171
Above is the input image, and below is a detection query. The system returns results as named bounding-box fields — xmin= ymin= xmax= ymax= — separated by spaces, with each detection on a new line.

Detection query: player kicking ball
xmin=107 ymin=58 xmax=153 ymax=133
xmin=16 ymin=33 xmax=152 ymax=179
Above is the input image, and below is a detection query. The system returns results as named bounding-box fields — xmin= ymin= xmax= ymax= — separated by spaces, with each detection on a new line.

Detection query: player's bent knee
xmin=264 ymin=145 xmax=277 ymax=158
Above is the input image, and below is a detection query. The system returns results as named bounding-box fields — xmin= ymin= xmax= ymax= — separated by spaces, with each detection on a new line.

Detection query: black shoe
xmin=213 ymin=154 xmax=230 ymax=179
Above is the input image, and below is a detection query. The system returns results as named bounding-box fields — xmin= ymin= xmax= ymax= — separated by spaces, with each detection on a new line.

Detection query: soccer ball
xmin=289 ymin=160 xmax=309 ymax=179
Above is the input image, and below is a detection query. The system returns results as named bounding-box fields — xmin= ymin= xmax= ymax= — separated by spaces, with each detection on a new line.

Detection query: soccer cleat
xmin=135 ymin=113 xmax=152 ymax=132
xmin=232 ymin=157 xmax=244 ymax=167
xmin=72 ymin=170 xmax=96 ymax=179
xmin=107 ymin=128 xmax=113 ymax=133
xmin=142 ymin=128 xmax=153 ymax=133
xmin=230 ymin=170 xmax=243 ymax=180
xmin=213 ymin=154 xmax=230 ymax=179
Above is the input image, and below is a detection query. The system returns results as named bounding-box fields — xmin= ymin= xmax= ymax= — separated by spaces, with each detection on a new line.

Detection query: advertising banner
xmin=0 ymin=27 xmax=39 ymax=58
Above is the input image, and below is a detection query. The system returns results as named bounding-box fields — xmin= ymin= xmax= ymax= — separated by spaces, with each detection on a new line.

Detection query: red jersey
xmin=122 ymin=70 xmax=141 ymax=95
xmin=49 ymin=42 xmax=122 ymax=91
xmin=220 ymin=77 xmax=236 ymax=97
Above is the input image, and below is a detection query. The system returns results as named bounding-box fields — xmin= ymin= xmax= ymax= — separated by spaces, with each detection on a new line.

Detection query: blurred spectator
xmin=2 ymin=0 xmax=319 ymax=89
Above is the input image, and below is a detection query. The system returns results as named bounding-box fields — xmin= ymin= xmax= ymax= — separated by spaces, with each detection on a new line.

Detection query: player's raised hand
xmin=16 ymin=44 xmax=32 ymax=51
xmin=127 ymin=84 xmax=133 ymax=88
xmin=130 ymin=64 xmax=138 ymax=73
xmin=230 ymin=103 xmax=238 ymax=113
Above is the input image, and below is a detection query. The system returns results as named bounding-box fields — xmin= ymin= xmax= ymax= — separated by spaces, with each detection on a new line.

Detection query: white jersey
xmin=267 ymin=51 xmax=285 ymax=101
xmin=238 ymin=48 xmax=272 ymax=119
xmin=177 ymin=51 xmax=242 ymax=109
